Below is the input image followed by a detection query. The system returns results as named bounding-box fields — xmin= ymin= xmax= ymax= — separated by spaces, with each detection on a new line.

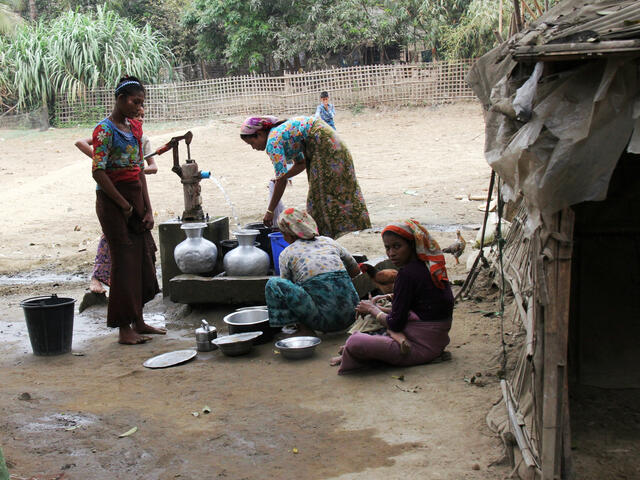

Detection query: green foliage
xmin=183 ymin=0 xmax=306 ymax=72
xmin=0 ymin=0 xmax=23 ymax=35
xmin=1 ymin=5 xmax=175 ymax=109
xmin=439 ymin=0 xmax=505 ymax=59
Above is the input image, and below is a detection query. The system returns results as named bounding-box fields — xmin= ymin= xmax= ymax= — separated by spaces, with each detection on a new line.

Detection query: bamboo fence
xmin=53 ymin=60 xmax=476 ymax=124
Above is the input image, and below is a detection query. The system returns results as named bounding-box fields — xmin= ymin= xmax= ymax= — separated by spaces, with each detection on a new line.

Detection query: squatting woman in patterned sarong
xmin=240 ymin=116 xmax=371 ymax=238
xmin=265 ymin=208 xmax=360 ymax=334
xmin=92 ymin=76 xmax=164 ymax=345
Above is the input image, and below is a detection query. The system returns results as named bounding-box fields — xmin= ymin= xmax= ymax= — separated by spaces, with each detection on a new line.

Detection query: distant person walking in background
xmin=314 ymin=91 xmax=336 ymax=130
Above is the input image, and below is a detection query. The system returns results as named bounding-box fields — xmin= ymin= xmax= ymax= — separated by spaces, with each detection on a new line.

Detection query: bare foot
xmin=337 ymin=345 xmax=345 ymax=355
xmin=134 ymin=322 xmax=167 ymax=335
xmin=388 ymin=330 xmax=411 ymax=355
xmin=329 ymin=355 xmax=342 ymax=366
xmin=89 ymin=277 xmax=106 ymax=294
xmin=118 ymin=326 xmax=151 ymax=345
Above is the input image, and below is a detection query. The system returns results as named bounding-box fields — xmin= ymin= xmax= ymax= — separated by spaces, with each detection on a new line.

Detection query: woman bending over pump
xmin=240 ymin=116 xmax=370 ymax=238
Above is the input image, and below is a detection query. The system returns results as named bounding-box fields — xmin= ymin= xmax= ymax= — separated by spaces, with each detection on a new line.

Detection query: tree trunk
xmin=28 ymin=0 xmax=37 ymax=21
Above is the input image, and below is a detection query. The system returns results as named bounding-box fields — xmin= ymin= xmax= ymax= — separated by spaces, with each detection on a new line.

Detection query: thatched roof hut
xmin=466 ymin=1 xmax=640 ymax=478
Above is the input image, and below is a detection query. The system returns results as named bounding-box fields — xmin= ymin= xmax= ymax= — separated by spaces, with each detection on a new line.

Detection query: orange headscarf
xmin=382 ymin=219 xmax=449 ymax=289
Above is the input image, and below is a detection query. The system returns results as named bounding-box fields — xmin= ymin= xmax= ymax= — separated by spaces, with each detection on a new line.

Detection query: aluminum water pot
xmin=223 ymin=229 xmax=270 ymax=276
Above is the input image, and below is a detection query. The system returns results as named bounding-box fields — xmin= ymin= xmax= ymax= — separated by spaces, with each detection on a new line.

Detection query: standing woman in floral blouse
xmin=92 ymin=76 xmax=164 ymax=345
xmin=240 ymin=115 xmax=371 ymax=239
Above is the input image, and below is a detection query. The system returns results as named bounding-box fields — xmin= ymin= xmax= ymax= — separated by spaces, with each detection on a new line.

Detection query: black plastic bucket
xmin=20 ymin=294 xmax=75 ymax=356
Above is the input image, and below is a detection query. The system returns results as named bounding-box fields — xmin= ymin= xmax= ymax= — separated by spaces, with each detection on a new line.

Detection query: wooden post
xmin=513 ymin=0 xmax=523 ymax=31
xmin=540 ymin=208 xmax=574 ymax=479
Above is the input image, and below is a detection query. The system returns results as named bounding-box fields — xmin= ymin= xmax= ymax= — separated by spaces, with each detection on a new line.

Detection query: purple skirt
xmin=338 ymin=312 xmax=452 ymax=374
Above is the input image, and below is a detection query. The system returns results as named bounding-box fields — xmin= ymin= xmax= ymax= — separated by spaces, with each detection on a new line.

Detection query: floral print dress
xmin=266 ymin=116 xmax=371 ymax=238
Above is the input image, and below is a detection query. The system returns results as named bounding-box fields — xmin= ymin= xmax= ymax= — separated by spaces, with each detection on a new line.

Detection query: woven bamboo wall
xmin=54 ymin=60 xmax=476 ymax=124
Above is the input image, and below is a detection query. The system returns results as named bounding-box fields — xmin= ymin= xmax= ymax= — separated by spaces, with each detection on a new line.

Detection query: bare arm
xmin=144 ymin=157 xmax=158 ymax=175
xmin=75 ymin=138 xmax=93 ymax=158
xmin=347 ymin=263 xmax=360 ymax=278
xmin=263 ymin=162 xmax=306 ymax=226
xmin=138 ymin=171 xmax=154 ymax=230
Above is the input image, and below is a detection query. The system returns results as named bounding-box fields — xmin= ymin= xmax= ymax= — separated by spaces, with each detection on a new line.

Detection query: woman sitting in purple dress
xmin=332 ymin=219 xmax=453 ymax=374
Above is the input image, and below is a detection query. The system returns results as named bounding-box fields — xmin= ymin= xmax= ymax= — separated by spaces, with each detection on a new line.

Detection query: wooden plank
xmin=513 ymin=39 xmax=640 ymax=62
xmin=540 ymin=208 xmax=574 ymax=480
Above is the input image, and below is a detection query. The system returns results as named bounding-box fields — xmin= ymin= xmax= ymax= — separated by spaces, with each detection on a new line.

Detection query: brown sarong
xmin=96 ymin=180 xmax=159 ymax=328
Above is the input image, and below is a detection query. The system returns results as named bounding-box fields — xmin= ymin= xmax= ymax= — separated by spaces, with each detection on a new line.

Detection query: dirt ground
xmin=0 ymin=103 xmax=513 ymax=479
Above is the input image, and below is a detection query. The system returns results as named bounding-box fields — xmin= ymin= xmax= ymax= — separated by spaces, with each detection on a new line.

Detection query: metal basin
xmin=223 ymin=309 xmax=274 ymax=344
xmin=235 ymin=305 xmax=267 ymax=312
xmin=275 ymin=336 xmax=321 ymax=360
xmin=212 ymin=331 xmax=262 ymax=356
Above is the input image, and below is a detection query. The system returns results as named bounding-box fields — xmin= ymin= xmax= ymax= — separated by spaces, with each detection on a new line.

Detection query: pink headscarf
xmin=240 ymin=116 xmax=280 ymax=135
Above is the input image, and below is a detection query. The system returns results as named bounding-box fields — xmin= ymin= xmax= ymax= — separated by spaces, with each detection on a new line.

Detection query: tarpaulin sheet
xmin=468 ymin=55 xmax=640 ymax=232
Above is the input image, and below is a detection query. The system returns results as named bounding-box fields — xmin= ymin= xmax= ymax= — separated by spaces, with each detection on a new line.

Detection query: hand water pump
xmin=145 ymin=131 xmax=210 ymax=222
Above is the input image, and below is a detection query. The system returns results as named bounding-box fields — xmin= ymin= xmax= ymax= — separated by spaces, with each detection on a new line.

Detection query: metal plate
xmin=143 ymin=349 xmax=197 ymax=369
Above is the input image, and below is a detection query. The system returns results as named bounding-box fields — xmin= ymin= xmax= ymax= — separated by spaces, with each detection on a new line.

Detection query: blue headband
xmin=115 ymin=80 xmax=141 ymax=94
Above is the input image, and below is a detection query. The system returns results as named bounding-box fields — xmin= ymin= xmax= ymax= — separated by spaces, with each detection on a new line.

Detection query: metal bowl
xmin=235 ymin=305 xmax=268 ymax=312
xmin=212 ymin=331 xmax=262 ymax=356
xmin=223 ymin=309 xmax=273 ymax=344
xmin=275 ymin=336 xmax=321 ymax=360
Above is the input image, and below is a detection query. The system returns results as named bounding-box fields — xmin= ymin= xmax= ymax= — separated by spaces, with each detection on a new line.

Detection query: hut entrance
xmin=568 ymin=150 xmax=640 ymax=477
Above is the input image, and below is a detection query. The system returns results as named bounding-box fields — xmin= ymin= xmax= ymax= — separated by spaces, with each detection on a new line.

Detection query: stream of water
xmin=209 ymin=173 xmax=240 ymax=228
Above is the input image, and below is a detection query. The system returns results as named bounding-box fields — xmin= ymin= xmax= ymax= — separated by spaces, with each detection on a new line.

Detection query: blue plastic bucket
xmin=268 ymin=232 xmax=289 ymax=275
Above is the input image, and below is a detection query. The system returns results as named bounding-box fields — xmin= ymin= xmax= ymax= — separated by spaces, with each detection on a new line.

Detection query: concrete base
xmin=158 ymin=217 xmax=229 ymax=297
xmin=170 ymin=274 xmax=270 ymax=305
xmin=169 ymin=256 xmax=396 ymax=305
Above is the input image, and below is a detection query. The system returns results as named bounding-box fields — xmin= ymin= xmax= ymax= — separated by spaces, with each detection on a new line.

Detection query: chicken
xmin=442 ymin=230 xmax=466 ymax=264
xmin=359 ymin=263 xmax=398 ymax=294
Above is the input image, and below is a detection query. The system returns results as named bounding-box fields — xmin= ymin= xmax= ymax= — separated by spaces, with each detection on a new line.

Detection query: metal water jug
xmin=195 ymin=319 xmax=217 ymax=351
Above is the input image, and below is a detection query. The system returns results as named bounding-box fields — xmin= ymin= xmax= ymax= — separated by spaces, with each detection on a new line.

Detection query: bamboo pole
xmin=522 ymin=0 xmax=537 ymax=20
xmin=501 ymin=379 xmax=540 ymax=472
xmin=455 ymin=170 xmax=496 ymax=300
